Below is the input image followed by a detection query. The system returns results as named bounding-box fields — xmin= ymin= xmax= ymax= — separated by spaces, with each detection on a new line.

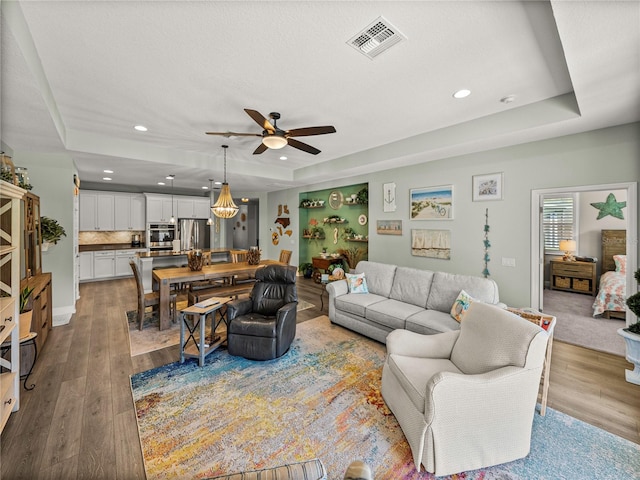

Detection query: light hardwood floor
xmin=2 ymin=276 xmax=639 ymax=479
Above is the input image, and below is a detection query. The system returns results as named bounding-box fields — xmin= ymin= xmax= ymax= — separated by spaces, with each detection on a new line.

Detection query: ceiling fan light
xmin=262 ymin=135 xmax=288 ymax=149
xmin=212 ymin=183 xmax=239 ymax=218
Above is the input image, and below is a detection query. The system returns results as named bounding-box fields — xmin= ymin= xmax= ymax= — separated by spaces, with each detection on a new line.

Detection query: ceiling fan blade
xmin=252 ymin=142 xmax=269 ymax=155
xmin=244 ymin=109 xmax=275 ymax=133
xmin=285 ymin=126 xmax=336 ymax=137
xmin=287 ymin=138 xmax=321 ymax=155
xmin=205 ymin=131 xmax=261 ymax=137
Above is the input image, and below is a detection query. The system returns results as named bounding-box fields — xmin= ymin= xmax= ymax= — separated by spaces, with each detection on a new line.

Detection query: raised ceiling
xmin=2 ymin=1 xmax=639 ymax=196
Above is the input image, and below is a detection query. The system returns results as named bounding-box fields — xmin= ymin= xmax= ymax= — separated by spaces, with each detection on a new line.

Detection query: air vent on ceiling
xmin=347 ymin=16 xmax=407 ymax=59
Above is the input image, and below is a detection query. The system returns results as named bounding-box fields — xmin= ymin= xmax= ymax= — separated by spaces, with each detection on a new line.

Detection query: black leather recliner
xmin=226 ymin=264 xmax=298 ymax=360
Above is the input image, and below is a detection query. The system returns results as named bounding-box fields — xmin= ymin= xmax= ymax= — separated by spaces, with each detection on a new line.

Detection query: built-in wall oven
xmin=148 ymin=223 xmax=176 ymax=251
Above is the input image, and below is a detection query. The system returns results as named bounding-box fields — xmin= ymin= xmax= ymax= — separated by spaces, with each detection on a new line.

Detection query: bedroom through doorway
xmin=530 ymin=182 xmax=637 ymax=355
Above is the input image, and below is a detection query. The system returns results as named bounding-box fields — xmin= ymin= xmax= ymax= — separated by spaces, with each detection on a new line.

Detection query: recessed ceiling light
xmin=166 ymin=175 xmax=175 ymax=180
xmin=214 ymin=181 xmax=222 ymax=186
xmin=134 ymin=125 xmax=148 ymax=132
xmin=453 ymin=89 xmax=471 ymax=99
xmin=157 ymin=182 xmax=165 ymax=185
xmin=202 ymin=186 xmax=208 ymax=189
xmin=279 ymin=156 xmax=287 ymax=161
xmin=103 ymin=169 xmax=113 ymax=173
xmin=102 ymin=177 xmax=112 ymax=181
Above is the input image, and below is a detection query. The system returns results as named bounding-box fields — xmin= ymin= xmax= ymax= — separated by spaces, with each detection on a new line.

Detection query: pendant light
xmin=206 ymin=179 xmax=214 ymax=225
xmin=169 ymin=174 xmax=175 ymax=224
xmin=212 ymin=145 xmax=239 ymax=218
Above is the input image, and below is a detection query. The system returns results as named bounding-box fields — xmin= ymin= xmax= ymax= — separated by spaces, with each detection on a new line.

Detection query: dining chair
xmin=229 ymin=249 xmax=254 ymax=285
xmin=130 ymin=261 xmax=176 ymax=330
xmin=279 ymin=249 xmax=292 ymax=265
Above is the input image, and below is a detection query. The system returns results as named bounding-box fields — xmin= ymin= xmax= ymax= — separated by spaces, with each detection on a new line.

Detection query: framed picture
xmin=411 ymin=229 xmax=451 ymax=259
xmin=377 ymin=219 xmax=402 ymax=235
xmin=473 ymin=172 xmax=503 ymax=201
xmin=410 ymin=185 xmax=453 ymax=220
xmin=383 ymin=182 xmax=396 ymax=212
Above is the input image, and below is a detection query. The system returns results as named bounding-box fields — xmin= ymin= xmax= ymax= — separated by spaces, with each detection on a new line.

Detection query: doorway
xmin=530 ymin=182 xmax=637 ymax=353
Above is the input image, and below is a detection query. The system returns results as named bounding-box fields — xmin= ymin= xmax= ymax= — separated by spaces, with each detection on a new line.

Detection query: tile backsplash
xmin=79 ymin=231 xmax=144 ymax=245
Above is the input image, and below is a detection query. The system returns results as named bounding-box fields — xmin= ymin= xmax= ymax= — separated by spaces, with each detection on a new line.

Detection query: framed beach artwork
xmin=410 ymin=185 xmax=453 ymax=220
xmin=473 ymin=172 xmax=503 ymax=201
xmin=411 ymin=229 xmax=451 ymax=259
xmin=377 ymin=219 xmax=402 ymax=235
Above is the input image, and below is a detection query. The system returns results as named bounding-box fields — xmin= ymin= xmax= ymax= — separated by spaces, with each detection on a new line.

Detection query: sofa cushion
xmin=451 ymin=302 xmax=544 ymax=375
xmin=355 ymin=261 xmax=397 ymax=297
xmin=387 ymin=354 xmax=461 ymax=413
xmin=365 ymin=299 xmax=424 ymax=330
xmin=405 ymin=309 xmax=461 ymax=335
xmin=426 ymin=272 xmax=499 ymax=313
xmin=335 ymin=293 xmax=387 ymax=317
xmin=389 ymin=267 xmax=434 ymax=308
xmin=346 ymin=272 xmax=368 ymax=293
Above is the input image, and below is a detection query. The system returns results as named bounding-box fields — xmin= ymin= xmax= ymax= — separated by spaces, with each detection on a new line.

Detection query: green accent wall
xmin=299 ymin=183 xmax=368 ymax=268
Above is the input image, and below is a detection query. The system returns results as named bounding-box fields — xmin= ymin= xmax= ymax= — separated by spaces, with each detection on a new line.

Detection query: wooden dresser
xmin=550 ymin=259 xmax=597 ymax=295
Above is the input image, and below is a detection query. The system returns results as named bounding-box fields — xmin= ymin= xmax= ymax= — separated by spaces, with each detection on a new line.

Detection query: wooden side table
xmin=179 ymin=297 xmax=231 ymax=367
xmin=311 ymin=256 xmax=344 ymax=282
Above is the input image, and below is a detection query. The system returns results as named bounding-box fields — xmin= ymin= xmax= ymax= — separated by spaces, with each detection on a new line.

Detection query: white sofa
xmin=326 ymin=261 xmax=500 ymax=343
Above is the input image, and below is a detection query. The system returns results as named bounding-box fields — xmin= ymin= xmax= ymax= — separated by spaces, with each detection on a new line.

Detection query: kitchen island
xmin=138 ymin=248 xmax=231 ymax=293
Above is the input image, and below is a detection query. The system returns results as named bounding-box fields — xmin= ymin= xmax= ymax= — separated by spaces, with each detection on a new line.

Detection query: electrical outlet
xmin=502 ymin=257 xmax=516 ymax=267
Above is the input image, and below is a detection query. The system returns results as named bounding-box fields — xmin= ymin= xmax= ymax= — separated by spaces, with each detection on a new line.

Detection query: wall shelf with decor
xmin=346 ymin=238 xmax=368 ymax=243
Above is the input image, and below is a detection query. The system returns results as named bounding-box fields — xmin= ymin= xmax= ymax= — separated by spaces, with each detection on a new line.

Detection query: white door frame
xmin=530 ymin=182 xmax=637 ymax=326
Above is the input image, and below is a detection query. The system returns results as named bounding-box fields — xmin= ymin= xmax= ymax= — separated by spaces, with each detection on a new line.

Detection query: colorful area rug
xmin=126 ymin=299 xmax=315 ymax=357
xmin=130 ymin=316 xmax=640 ymax=480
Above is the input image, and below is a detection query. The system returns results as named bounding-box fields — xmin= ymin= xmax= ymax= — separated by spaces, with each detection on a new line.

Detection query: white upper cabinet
xmin=177 ymin=197 xmax=211 ymax=219
xmin=80 ymin=191 xmax=114 ymax=231
xmin=146 ymin=194 xmax=175 ymax=223
xmin=114 ymin=194 xmax=146 ymax=230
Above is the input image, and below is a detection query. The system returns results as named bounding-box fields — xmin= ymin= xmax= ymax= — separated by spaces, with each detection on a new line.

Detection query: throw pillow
xmin=450 ymin=289 xmax=475 ymax=322
xmin=346 ymin=272 xmax=369 ymax=294
xmin=613 ymin=254 xmax=626 ymax=274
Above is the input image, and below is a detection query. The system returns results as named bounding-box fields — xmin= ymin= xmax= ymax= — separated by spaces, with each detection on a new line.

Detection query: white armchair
xmin=381 ymin=302 xmax=550 ymax=476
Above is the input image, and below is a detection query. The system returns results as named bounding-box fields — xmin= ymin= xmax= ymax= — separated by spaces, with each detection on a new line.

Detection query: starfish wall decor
xmin=590 ymin=193 xmax=626 ymax=220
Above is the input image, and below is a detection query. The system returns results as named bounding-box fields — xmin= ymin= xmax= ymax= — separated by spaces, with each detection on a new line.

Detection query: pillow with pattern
xmin=613 ymin=254 xmax=626 ymax=274
xmin=450 ymin=290 xmax=475 ymax=322
xmin=346 ymin=272 xmax=369 ymax=294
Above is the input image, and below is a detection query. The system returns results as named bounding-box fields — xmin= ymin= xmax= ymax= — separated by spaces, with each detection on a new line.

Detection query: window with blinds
xmin=543 ymin=195 xmax=575 ymax=253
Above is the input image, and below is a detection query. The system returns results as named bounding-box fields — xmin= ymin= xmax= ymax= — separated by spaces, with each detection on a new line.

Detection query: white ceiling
xmin=2 ymin=1 xmax=639 ymax=197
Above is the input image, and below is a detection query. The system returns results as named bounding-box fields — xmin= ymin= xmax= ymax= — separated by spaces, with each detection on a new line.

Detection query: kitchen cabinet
xmin=177 ymin=197 xmax=211 ymax=219
xmin=79 ymin=191 xmax=115 ymax=231
xmin=114 ymin=194 xmax=145 ymax=231
xmin=115 ymin=250 xmax=143 ymax=276
xmin=79 ymin=251 xmax=94 ymax=280
xmin=0 ymin=180 xmax=23 ymax=432
xmin=146 ymin=194 xmax=176 ymax=223
xmin=93 ymin=250 xmax=116 ymax=278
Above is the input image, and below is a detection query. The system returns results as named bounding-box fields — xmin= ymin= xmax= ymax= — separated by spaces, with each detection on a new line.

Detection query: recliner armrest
xmin=227 ymin=298 xmax=253 ymax=320
xmin=386 ymin=329 xmax=459 ymax=358
xmin=275 ymin=302 xmax=297 ymax=323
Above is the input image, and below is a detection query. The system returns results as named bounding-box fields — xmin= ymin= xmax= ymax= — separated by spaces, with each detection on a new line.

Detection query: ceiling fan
xmin=206 ymin=109 xmax=336 ymax=155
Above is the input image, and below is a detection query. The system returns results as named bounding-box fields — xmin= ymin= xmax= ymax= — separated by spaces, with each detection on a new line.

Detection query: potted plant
xmin=40 ymin=216 xmax=67 ymax=250
xmin=337 ymin=246 xmax=366 ymax=272
xmin=618 ymin=267 xmax=640 ymax=385
xmin=19 ymin=286 xmax=34 ymax=339
xmin=356 ymin=186 xmax=368 ymax=205
xmin=298 ymin=262 xmax=314 ymax=279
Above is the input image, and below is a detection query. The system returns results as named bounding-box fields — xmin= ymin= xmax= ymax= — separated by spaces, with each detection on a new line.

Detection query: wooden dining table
xmin=152 ymin=259 xmax=284 ymax=330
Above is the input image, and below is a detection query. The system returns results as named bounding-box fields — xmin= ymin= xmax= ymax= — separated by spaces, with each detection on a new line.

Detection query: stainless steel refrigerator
xmin=178 ymin=218 xmax=211 ymax=251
